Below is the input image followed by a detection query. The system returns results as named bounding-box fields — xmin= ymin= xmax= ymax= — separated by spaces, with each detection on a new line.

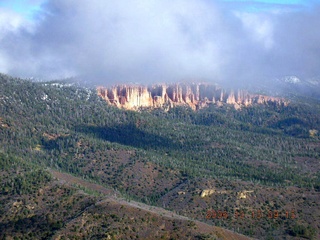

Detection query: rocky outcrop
xmin=237 ymin=190 xmax=254 ymax=199
xmin=200 ymin=189 xmax=215 ymax=198
xmin=0 ymin=117 xmax=9 ymax=128
xmin=199 ymin=189 xmax=230 ymax=198
xmin=97 ymin=83 xmax=288 ymax=111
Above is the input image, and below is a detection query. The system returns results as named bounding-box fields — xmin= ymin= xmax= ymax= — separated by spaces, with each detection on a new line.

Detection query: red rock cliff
xmin=97 ymin=83 xmax=288 ymax=110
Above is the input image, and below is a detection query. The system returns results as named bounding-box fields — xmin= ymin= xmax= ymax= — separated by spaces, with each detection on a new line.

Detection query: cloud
xmin=235 ymin=12 xmax=274 ymax=49
xmin=0 ymin=0 xmax=319 ymax=86
xmin=0 ymin=8 xmax=27 ymax=72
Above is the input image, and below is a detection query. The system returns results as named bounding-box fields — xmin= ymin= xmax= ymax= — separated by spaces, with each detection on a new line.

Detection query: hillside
xmin=1 ymin=73 xmax=320 ymax=239
xmin=1 ymin=152 xmax=254 ymax=240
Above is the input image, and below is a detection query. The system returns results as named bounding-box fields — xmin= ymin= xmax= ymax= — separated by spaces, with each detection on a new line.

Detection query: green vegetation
xmin=289 ymin=224 xmax=316 ymax=239
xmin=0 ymin=73 xmax=319 ymax=239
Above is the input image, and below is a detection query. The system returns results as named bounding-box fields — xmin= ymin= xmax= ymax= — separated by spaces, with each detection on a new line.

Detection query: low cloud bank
xmin=0 ymin=0 xmax=319 ymax=86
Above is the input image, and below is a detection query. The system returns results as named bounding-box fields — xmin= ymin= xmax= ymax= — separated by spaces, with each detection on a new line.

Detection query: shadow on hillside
xmin=76 ymin=124 xmax=180 ymax=151
xmin=0 ymin=216 xmax=58 ymax=239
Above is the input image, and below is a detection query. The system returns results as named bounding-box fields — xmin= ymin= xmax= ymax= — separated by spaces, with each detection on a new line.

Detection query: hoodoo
xmin=97 ymin=83 xmax=288 ymax=110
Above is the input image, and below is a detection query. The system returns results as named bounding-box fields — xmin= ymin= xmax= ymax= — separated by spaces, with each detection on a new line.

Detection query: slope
xmin=0 ymin=74 xmax=319 ymax=239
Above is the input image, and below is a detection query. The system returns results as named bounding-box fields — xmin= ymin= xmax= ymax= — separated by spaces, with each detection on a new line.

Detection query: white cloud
xmin=0 ymin=0 xmax=319 ymax=85
xmin=235 ymin=12 xmax=274 ymax=49
xmin=0 ymin=9 xmax=24 ymax=36
xmin=0 ymin=8 xmax=26 ymax=72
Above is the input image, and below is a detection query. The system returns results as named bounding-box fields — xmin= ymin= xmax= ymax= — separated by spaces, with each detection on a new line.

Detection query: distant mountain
xmin=252 ymin=75 xmax=320 ymax=101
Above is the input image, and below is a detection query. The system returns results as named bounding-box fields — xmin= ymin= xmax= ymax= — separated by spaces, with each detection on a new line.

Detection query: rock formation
xmin=237 ymin=190 xmax=254 ymax=199
xmin=200 ymin=189 xmax=215 ymax=198
xmin=199 ymin=188 xmax=230 ymax=198
xmin=97 ymin=83 xmax=288 ymax=111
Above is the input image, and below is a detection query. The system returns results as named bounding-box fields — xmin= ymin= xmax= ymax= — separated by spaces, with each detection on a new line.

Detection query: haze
xmin=0 ymin=0 xmax=319 ymax=86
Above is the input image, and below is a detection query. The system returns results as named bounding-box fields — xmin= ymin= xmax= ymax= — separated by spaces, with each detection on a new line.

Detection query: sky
xmin=0 ymin=0 xmax=319 ymax=86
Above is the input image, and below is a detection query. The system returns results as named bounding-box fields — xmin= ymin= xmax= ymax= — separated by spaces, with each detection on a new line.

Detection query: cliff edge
xmin=97 ymin=83 xmax=288 ymax=110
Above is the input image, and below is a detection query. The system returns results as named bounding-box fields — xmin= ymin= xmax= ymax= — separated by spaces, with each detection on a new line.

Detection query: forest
xmin=0 ymin=73 xmax=319 ymax=239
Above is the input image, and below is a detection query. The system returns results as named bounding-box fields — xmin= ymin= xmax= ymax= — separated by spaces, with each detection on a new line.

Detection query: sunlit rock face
xmin=200 ymin=189 xmax=215 ymax=198
xmin=97 ymin=83 xmax=288 ymax=110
